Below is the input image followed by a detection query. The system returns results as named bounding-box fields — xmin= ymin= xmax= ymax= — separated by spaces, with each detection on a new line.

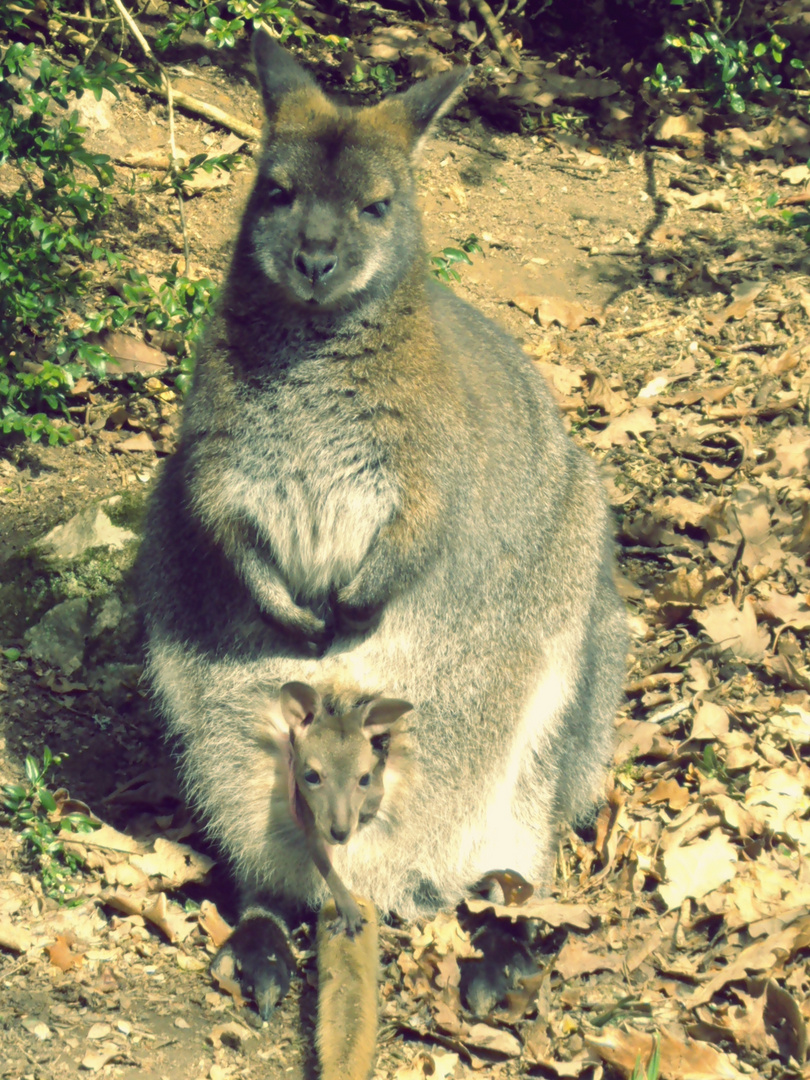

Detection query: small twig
xmin=447 ymin=133 xmax=508 ymax=159
xmin=39 ymin=17 xmax=262 ymax=141
xmin=105 ymin=0 xmax=191 ymax=272
xmin=469 ymin=0 xmax=521 ymax=69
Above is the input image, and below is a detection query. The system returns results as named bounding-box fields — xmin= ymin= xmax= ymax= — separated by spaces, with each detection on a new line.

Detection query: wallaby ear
xmin=252 ymin=29 xmax=318 ymax=120
xmin=362 ymin=698 xmax=413 ymax=737
xmin=280 ymin=681 xmax=321 ymax=733
xmin=393 ymin=67 xmax=469 ymax=152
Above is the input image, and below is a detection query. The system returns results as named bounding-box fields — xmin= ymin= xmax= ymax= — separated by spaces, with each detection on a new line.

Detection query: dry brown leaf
xmin=554 ymin=938 xmax=623 ymax=979
xmin=412 ymin=912 xmax=477 ymax=961
xmin=208 ymin=1021 xmax=253 ymax=1049
xmin=590 ymin=407 xmax=655 ymax=448
xmin=114 ymin=430 xmax=156 ymax=453
xmin=463 ymin=1022 xmax=521 ymax=1058
xmin=512 ymin=293 xmax=601 ymax=330
xmin=587 ymin=1027 xmax=746 ymax=1079
xmin=198 ymin=900 xmax=233 ymax=949
xmin=464 ymin=897 xmax=595 ymax=930
xmin=130 ymin=837 xmax=214 ymax=888
xmin=47 ymin=933 xmax=85 ymax=972
xmin=691 ymin=917 xmax=810 ymax=1007
xmin=694 ymin=598 xmax=769 ymax=661
xmin=647 ymin=778 xmax=691 ymax=811
xmin=475 ymin=869 xmax=534 ymax=906
xmin=659 ymin=832 xmax=738 ymax=910
xmin=691 ymin=701 xmax=730 ymax=740
xmin=100 ymin=331 xmax=167 ymax=374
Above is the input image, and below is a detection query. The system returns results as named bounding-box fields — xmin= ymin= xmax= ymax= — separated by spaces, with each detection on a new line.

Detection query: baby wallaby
xmin=280 ymin=682 xmax=412 ymax=935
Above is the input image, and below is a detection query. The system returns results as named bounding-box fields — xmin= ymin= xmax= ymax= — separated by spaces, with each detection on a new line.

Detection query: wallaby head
xmin=247 ymin=31 xmax=469 ymax=310
xmin=280 ymin=682 xmax=412 ymax=845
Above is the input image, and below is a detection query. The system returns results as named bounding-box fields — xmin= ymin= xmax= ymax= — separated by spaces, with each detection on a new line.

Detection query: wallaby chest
xmin=221 ymin=351 xmax=399 ymax=597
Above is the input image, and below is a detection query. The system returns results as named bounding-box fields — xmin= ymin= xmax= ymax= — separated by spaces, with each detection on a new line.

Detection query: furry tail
xmin=316 ymin=896 xmax=378 ymax=1080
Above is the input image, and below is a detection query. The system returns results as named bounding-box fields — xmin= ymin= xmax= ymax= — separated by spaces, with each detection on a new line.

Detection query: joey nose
xmin=330 ymin=825 xmax=350 ymax=844
xmin=295 ymin=250 xmax=337 ymax=284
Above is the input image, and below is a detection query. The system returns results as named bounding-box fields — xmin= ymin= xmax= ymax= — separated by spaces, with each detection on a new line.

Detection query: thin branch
xmin=469 ymin=0 xmax=521 ymax=69
xmin=29 ymin=13 xmax=263 ymax=142
xmin=105 ymin=0 xmax=192 ymax=272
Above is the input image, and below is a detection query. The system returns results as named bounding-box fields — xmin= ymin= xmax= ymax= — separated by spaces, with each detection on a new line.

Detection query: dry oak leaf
xmin=412 ymin=912 xmax=477 ymax=961
xmin=690 ymin=701 xmax=730 ymax=741
xmin=691 ymin=917 xmax=810 ymax=1008
xmin=694 ymin=597 xmax=769 ymax=662
xmin=554 ymin=937 xmax=623 ymax=979
xmin=198 ymin=900 xmax=233 ymax=949
xmin=587 ymin=1026 xmax=746 ymax=1079
xmin=659 ymin=831 xmax=738 ymax=911
xmin=511 ymin=292 xmax=602 ymax=330
xmin=463 ymin=1022 xmax=521 ymax=1058
xmin=47 ymin=933 xmax=85 ymax=972
xmin=0 ymin=920 xmax=32 ymax=953
xmin=130 ymin=837 xmax=214 ymax=889
xmin=464 ymin=897 xmax=595 ymax=930
xmin=590 ymin=407 xmax=655 ymax=449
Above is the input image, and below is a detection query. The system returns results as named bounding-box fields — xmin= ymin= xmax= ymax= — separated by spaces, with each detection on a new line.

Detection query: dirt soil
xmin=1 ymin=31 xmax=810 ymax=1080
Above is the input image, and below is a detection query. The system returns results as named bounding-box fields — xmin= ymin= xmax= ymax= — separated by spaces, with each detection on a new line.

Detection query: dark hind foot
xmin=210 ymin=907 xmax=296 ymax=1020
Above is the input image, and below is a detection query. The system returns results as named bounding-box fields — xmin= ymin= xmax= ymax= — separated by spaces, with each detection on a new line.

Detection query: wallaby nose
xmin=295 ymin=250 xmax=337 ymax=284
xmin=330 ymin=825 xmax=350 ymax=844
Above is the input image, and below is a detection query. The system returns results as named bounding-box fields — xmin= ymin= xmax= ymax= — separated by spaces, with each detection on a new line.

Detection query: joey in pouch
xmin=138 ymin=31 xmax=627 ymax=1017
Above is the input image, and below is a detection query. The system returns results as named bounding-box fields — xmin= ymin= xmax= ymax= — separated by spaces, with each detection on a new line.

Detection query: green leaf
xmin=2 ymin=647 xmax=20 ymax=660
xmin=38 ymin=788 xmax=57 ymax=812
xmin=25 ymin=755 xmax=41 ymax=783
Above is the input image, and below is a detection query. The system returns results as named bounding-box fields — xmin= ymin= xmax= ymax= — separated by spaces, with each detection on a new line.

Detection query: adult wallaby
xmin=137 ymin=30 xmax=627 ymax=1019
xmin=280 ymin=681 xmax=413 ymax=936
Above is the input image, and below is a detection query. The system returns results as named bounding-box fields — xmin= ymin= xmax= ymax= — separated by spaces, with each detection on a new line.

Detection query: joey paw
xmin=210 ymin=911 xmax=295 ymax=1020
xmin=330 ymin=911 xmax=367 ymax=939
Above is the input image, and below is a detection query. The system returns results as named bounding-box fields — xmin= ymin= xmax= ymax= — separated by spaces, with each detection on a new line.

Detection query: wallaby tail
xmin=316 ymin=896 xmax=379 ymax=1080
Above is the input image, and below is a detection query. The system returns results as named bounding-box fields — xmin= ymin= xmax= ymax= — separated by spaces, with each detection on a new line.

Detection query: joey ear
xmin=362 ymin=698 xmax=413 ymax=737
xmin=252 ymin=30 xmax=319 ymax=120
xmin=279 ymin=682 xmax=321 ymax=732
xmin=392 ymin=67 xmax=469 ymax=152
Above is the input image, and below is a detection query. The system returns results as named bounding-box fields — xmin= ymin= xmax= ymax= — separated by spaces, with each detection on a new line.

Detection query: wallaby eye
xmin=362 ymin=199 xmax=391 ymax=219
xmin=359 ymin=773 xmax=371 ymax=788
xmin=303 ymin=769 xmax=321 ymax=786
xmin=265 ymin=184 xmax=294 ymax=208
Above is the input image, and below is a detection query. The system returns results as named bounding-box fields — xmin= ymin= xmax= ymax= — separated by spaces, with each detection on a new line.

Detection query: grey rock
xmin=24 ymin=598 xmax=90 ymax=674
xmin=38 ymin=499 xmax=137 ymax=562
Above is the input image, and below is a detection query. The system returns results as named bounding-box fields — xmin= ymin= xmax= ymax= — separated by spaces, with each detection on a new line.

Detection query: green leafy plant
xmin=368 ymin=64 xmax=397 ymax=93
xmin=431 ymin=236 xmax=483 ymax=284
xmin=0 ymin=26 xmax=135 ymax=442
xmin=2 ymin=748 xmax=98 ymax=901
xmin=85 ymin=267 xmax=219 ymax=393
xmin=631 ymin=1034 xmax=661 ymax=1080
xmin=155 ymin=0 xmax=307 ymax=52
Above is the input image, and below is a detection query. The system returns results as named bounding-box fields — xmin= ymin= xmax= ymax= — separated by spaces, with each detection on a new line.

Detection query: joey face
xmin=293 ymin=728 xmax=378 ymax=845
xmin=249 ymin=131 xmax=420 ymax=309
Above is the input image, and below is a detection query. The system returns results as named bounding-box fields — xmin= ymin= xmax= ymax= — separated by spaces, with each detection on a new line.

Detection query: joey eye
xmin=303 ymin=769 xmax=321 ymax=786
xmin=362 ymin=199 xmax=391 ymax=219
xmin=359 ymin=773 xmax=371 ymax=788
xmin=265 ymin=184 xmax=294 ymax=208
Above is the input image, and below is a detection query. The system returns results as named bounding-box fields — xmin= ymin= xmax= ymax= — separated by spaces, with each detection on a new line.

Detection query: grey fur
xmin=138 ymin=33 xmax=626 ymax=968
